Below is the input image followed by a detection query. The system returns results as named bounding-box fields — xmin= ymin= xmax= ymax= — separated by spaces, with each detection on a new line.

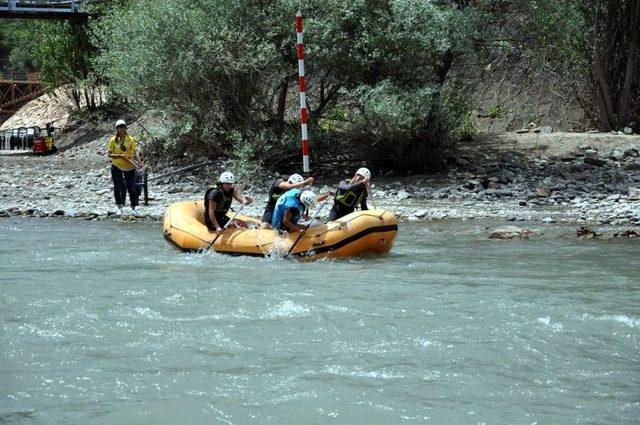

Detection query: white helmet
xmin=299 ymin=190 xmax=317 ymax=208
xmin=219 ymin=171 xmax=235 ymax=184
xmin=288 ymin=173 xmax=304 ymax=184
xmin=356 ymin=167 xmax=371 ymax=179
xmin=115 ymin=119 xmax=126 ymax=128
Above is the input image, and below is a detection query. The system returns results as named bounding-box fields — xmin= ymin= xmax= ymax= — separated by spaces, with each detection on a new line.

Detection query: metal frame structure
xmin=0 ymin=1 xmax=88 ymax=19
xmin=0 ymin=71 xmax=44 ymax=116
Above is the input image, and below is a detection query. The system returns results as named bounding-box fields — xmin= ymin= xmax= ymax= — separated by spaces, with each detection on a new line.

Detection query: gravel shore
xmin=1 ymin=132 xmax=639 ymax=232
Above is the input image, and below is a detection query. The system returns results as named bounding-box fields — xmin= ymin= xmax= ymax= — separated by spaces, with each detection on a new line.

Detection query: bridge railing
xmin=0 ymin=0 xmax=86 ymax=14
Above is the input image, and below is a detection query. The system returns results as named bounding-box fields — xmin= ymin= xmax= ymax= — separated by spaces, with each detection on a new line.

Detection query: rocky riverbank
xmin=1 ymin=131 xmax=639 ymax=232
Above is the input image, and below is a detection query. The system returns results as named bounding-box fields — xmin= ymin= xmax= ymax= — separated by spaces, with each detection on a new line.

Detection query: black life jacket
xmin=266 ymin=179 xmax=286 ymax=209
xmin=335 ymin=182 xmax=365 ymax=210
xmin=204 ymin=185 xmax=234 ymax=226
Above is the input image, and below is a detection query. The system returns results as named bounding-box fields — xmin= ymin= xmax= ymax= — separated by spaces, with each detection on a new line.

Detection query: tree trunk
xmin=592 ymin=0 xmax=617 ymax=130
xmin=617 ymin=0 xmax=640 ymax=126
xmin=275 ymin=78 xmax=288 ymax=139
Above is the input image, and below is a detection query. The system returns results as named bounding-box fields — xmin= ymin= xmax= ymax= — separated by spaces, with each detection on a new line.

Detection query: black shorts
xmin=205 ymin=212 xmax=230 ymax=230
xmin=261 ymin=207 xmax=275 ymax=224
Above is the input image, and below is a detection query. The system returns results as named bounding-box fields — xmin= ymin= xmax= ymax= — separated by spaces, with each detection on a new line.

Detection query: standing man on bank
xmin=108 ymin=119 xmax=142 ymax=216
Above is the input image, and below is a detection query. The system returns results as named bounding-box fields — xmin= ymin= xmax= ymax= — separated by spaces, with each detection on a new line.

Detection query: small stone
xmin=515 ymin=128 xmax=529 ymax=134
xmin=53 ymin=210 xmax=64 ymax=216
xmin=628 ymin=187 xmax=640 ymax=200
xmin=396 ymin=190 xmax=410 ymax=200
xmin=624 ymin=161 xmax=640 ymax=170
xmin=584 ymin=156 xmax=607 ymax=167
xmin=623 ymin=127 xmax=633 ymax=135
xmin=536 ymin=188 xmax=551 ymax=198
xmin=542 ymin=217 xmax=556 ymax=223
xmin=414 ymin=209 xmax=427 ymax=218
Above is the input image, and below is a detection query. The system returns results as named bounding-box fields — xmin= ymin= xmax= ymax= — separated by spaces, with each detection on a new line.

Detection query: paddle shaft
xmin=205 ymin=203 xmax=246 ymax=252
xmin=284 ymin=198 xmax=330 ymax=259
xmin=366 ymin=183 xmax=376 ymax=209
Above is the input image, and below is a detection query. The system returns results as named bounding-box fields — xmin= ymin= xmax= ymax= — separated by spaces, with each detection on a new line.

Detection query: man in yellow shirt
xmin=108 ymin=119 xmax=142 ymax=216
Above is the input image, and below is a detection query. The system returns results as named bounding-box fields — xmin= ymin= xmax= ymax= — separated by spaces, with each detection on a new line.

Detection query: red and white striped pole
xmin=296 ymin=11 xmax=310 ymax=173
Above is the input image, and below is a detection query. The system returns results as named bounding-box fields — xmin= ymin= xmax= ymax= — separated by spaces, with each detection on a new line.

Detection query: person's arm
xmin=361 ymin=188 xmax=369 ymax=211
xmin=339 ymin=179 xmax=365 ymax=192
xmin=107 ymin=139 xmax=124 ymax=159
xmin=279 ymin=176 xmax=314 ymax=190
xmin=233 ymin=189 xmax=252 ymax=205
xmin=317 ymin=193 xmax=331 ymax=202
xmin=208 ymin=199 xmax=223 ymax=233
xmin=283 ymin=209 xmax=303 ymax=232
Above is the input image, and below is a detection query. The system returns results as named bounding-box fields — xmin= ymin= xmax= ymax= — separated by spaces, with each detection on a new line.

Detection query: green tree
xmin=95 ymin=0 xmax=482 ymax=170
xmin=527 ymin=0 xmax=639 ymax=131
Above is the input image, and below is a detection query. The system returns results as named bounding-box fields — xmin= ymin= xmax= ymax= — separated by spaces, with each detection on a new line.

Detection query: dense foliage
xmin=93 ymin=0 xmax=481 ymax=171
xmin=2 ymin=0 xmax=637 ymax=172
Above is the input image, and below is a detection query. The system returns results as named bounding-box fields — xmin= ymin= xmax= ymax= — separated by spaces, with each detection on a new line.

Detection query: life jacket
xmin=335 ymin=182 xmax=364 ymax=210
xmin=271 ymin=188 xmax=304 ymax=230
xmin=266 ymin=179 xmax=286 ymax=209
xmin=204 ymin=185 xmax=234 ymax=226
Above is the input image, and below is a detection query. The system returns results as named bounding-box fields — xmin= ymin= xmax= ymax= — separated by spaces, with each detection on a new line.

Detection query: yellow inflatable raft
xmin=163 ymin=201 xmax=398 ymax=259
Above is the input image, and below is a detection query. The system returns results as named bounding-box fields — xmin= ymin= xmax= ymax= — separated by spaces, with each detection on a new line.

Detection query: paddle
xmin=205 ymin=203 xmax=246 ymax=252
xmin=366 ymin=182 xmax=377 ymax=209
xmin=283 ymin=197 xmax=331 ymax=259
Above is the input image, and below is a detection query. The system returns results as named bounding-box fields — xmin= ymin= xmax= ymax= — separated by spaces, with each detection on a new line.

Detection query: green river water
xmin=1 ymin=217 xmax=638 ymax=424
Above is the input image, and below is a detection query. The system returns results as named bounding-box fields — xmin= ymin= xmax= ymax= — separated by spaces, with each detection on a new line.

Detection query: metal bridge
xmin=0 ymin=1 xmax=90 ymax=19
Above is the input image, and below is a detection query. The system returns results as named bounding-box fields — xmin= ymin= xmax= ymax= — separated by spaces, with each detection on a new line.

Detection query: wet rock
xmin=623 ymin=127 xmax=633 ymax=135
xmin=489 ymin=226 xmax=537 ymax=240
xmin=414 ymin=209 xmax=427 ymax=218
xmin=53 ymin=209 xmax=64 ymax=216
xmin=515 ymin=128 xmax=529 ymax=134
xmin=628 ymin=187 xmax=640 ymax=200
xmin=542 ymin=217 xmax=556 ymax=223
xmin=612 ymin=229 xmax=640 ymax=238
xmin=577 ymin=226 xmax=599 ymax=239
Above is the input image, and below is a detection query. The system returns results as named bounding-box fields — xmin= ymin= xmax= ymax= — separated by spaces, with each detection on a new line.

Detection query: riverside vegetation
xmin=0 ymin=0 xmax=639 ymax=238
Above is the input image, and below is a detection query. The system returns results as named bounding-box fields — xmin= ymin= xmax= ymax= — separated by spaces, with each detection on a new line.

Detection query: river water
xmin=1 ymin=217 xmax=638 ymax=424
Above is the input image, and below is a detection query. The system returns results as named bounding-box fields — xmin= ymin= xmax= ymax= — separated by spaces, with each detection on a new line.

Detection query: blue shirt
xmin=271 ymin=189 xmax=305 ymax=230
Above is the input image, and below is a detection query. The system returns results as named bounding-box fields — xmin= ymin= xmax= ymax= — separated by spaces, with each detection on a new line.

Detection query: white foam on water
xmin=134 ymin=307 xmax=163 ymax=320
xmin=263 ymin=300 xmax=310 ymax=319
xmin=537 ymin=316 xmax=564 ymax=332
xmin=581 ymin=313 xmax=640 ymax=328
xmin=325 ymin=365 xmax=404 ymax=380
